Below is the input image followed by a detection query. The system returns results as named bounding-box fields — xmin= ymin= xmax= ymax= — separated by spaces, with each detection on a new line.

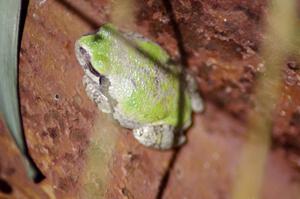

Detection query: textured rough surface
xmin=163 ymin=104 xmax=300 ymax=199
xmin=168 ymin=0 xmax=300 ymax=154
xmin=19 ymin=0 xmax=172 ymax=198
xmin=13 ymin=0 xmax=300 ymax=198
xmin=0 ymin=118 xmax=49 ymax=198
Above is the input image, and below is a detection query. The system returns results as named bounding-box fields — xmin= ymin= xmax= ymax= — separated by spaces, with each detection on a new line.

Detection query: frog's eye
xmin=87 ymin=62 xmax=101 ymax=77
xmin=78 ymin=46 xmax=101 ymax=77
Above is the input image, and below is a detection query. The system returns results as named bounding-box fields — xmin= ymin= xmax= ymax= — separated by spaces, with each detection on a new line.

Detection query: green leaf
xmin=0 ymin=0 xmax=37 ymax=180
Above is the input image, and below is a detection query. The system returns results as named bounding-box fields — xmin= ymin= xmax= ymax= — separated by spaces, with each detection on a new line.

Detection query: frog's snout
xmin=75 ymin=42 xmax=90 ymax=68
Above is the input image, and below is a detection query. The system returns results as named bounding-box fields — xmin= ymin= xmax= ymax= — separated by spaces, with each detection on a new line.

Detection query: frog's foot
xmin=132 ymin=125 xmax=186 ymax=150
xmin=83 ymin=75 xmax=112 ymax=113
xmin=185 ymin=72 xmax=204 ymax=113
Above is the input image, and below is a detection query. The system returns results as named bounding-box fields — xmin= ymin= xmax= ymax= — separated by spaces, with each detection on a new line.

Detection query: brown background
xmin=0 ymin=0 xmax=299 ymax=198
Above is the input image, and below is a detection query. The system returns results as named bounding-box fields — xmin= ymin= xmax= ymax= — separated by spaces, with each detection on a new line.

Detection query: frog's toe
xmin=191 ymin=93 xmax=204 ymax=113
xmin=185 ymin=72 xmax=204 ymax=113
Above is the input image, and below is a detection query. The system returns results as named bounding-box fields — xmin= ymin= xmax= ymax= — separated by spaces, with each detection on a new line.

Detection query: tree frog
xmin=75 ymin=23 xmax=203 ymax=150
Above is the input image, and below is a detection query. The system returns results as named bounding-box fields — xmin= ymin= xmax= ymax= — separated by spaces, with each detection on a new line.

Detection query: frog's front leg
xmin=132 ymin=125 xmax=186 ymax=150
xmin=185 ymin=72 xmax=204 ymax=113
xmin=83 ymin=75 xmax=112 ymax=113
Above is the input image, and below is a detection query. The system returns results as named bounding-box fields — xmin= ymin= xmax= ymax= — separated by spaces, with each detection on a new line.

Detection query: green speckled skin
xmin=77 ymin=24 xmax=192 ymax=128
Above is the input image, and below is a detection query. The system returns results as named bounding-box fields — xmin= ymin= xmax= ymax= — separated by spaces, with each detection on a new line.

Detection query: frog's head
xmin=75 ymin=23 xmax=172 ymax=80
xmin=75 ymin=24 xmax=118 ymax=82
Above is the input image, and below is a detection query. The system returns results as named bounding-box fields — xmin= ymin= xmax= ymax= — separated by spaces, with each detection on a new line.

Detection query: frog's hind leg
xmin=185 ymin=72 xmax=204 ymax=113
xmin=132 ymin=125 xmax=186 ymax=150
xmin=83 ymin=75 xmax=112 ymax=113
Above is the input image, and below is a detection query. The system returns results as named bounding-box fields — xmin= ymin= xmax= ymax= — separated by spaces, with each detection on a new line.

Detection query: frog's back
xmin=99 ymin=25 xmax=192 ymax=127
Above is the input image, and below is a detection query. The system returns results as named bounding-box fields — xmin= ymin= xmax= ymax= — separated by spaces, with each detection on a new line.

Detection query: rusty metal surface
xmin=163 ymin=104 xmax=300 ymax=199
xmin=13 ymin=0 xmax=300 ymax=198
xmin=168 ymin=0 xmax=300 ymax=152
xmin=0 ymin=118 xmax=49 ymax=199
xmin=19 ymin=0 xmax=173 ymax=198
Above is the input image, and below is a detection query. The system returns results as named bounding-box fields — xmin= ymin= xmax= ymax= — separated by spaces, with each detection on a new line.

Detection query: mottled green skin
xmin=77 ymin=24 xmax=192 ymax=128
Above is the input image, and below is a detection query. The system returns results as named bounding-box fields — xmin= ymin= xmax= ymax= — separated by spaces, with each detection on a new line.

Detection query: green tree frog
xmin=75 ymin=23 xmax=203 ymax=150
